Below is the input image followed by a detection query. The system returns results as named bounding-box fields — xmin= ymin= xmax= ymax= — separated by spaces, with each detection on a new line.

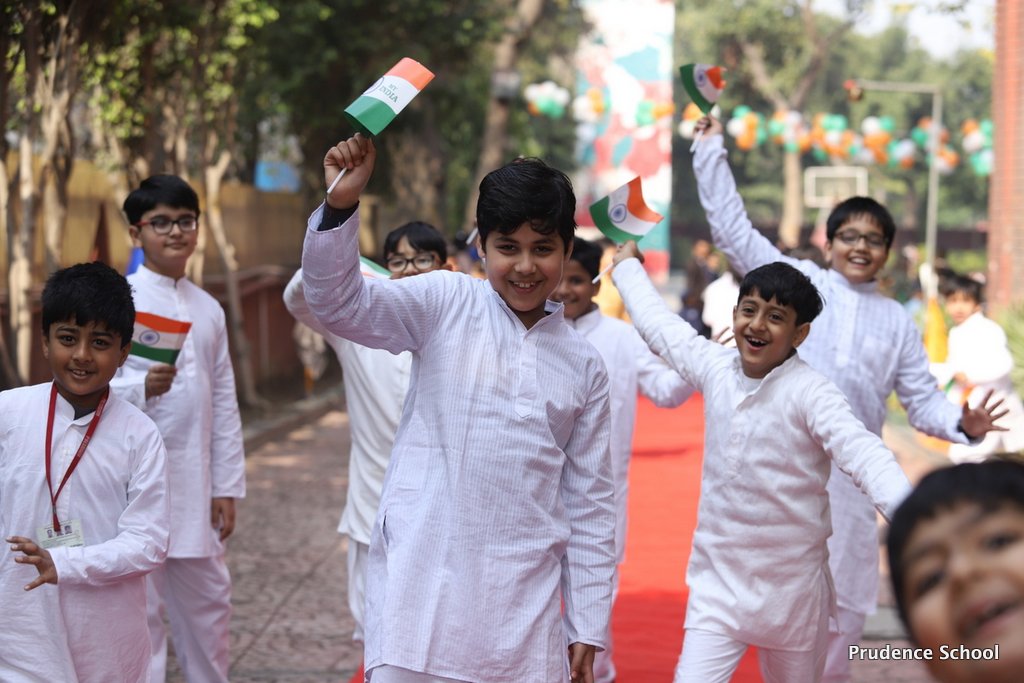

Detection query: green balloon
xmin=733 ymin=104 xmax=752 ymax=118
xmin=880 ymin=116 xmax=896 ymax=133
xmin=911 ymin=127 xmax=929 ymax=148
xmin=768 ymin=119 xmax=785 ymax=136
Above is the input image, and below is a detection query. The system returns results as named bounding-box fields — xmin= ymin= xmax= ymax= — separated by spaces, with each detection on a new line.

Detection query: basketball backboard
xmin=804 ymin=166 xmax=869 ymax=209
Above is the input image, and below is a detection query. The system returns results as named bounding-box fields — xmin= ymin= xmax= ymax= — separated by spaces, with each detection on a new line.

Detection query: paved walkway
xmin=165 ymin=393 xmax=948 ymax=682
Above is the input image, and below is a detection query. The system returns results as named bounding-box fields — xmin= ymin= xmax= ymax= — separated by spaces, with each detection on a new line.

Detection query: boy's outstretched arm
xmin=693 ymin=116 xmax=815 ymax=279
xmin=611 ymin=242 xmax=710 ymax=389
xmin=302 ymin=134 xmax=446 ymax=354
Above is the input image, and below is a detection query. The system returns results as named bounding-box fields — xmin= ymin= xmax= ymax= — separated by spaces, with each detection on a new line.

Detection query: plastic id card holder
xmin=37 ymin=519 xmax=85 ymax=549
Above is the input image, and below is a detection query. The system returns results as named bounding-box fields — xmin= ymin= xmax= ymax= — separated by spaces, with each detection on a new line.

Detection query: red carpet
xmin=613 ymin=395 xmax=763 ymax=682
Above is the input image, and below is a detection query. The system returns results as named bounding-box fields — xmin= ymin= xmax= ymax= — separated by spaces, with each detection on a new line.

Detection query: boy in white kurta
xmin=691 ymin=116 xmax=1006 ymax=682
xmin=932 ymin=274 xmax=1024 ymax=462
xmin=111 ymin=175 xmax=246 ymax=683
xmin=612 ymin=246 xmax=912 ymax=683
xmin=1 ymin=262 xmax=169 ymax=683
xmin=302 ymin=134 xmax=616 ymax=683
xmin=553 ymin=237 xmax=695 ymax=683
xmin=283 ymin=221 xmax=450 ymax=643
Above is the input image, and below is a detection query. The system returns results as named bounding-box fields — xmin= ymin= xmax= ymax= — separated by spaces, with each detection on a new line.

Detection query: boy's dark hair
xmin=476 ymin=157 xmax=576 ymax=252
xmin=939 ymin=273 xmax=984 ymax=304
xmin=737 ymin=262 xmax=824 ymax=325
xmin=569 ymin=237 xmax=603 ymax=280
xmin=826 ymin=196 xmax=896 ymax=249
xmin=41 ymin=262 xmax=136 ymax=348
xmin=123 ymin=174 xmax=201 ymax=225
xmin=382 ymin=221 xmax=448 ymax=262
xmin=887 ymin=460 xmax=1024 ymax=638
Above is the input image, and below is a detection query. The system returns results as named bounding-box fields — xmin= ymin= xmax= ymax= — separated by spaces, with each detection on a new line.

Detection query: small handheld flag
xmin=328 ymin=58 xmax=435 ymax=196
xmin=344 ymin=58 xmax=435 ymax=138
xmin=589 ymin=177 xmax=664 ymax=283
xmin=130 ymin=312 xmax=192 ymax=364
xmin=680 ymin=63 xmax=727 ymax=152
xmin=359 ymin=256 xmax=391 ymax=279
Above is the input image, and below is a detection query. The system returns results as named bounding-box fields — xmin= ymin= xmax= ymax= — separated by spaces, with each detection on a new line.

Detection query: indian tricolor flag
xmin=344 ymin=58 xmax=435 ymax=137
xmin=589 ymin=177 xmax=664 ymax=244
xmin=130 ymin=312 xmax=192 ymax=364
xmin=680 ymin=63 xmax=726 ymax=114
xmin=360 ymin=255 xmax=390 ymax=279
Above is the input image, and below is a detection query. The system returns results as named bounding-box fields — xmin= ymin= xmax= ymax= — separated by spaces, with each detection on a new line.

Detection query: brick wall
xmin=987 ymin=0 xmax=1023 ymax=312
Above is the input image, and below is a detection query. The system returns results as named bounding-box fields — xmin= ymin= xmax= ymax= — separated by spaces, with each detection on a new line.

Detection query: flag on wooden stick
xmin=344 ymin=58 xmax=435 ymax=137
xmin=130 ymin=312 xmax=192 ymax=364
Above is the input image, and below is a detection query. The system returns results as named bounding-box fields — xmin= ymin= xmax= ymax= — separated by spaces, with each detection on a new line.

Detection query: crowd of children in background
xmin=1 ymin=114 xmax=1022 ymax=683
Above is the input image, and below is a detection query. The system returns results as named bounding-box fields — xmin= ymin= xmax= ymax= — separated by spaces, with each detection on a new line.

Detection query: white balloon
xmin=861 ymin=116 xmax=881 ymax=135
xmin=678 ymin=119 xmax=697 ymax=139
xmin=726 ymin=117 xmax=746 ymax=138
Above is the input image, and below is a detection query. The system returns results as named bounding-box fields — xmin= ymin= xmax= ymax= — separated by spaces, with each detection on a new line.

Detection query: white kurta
xmin=613 ymin=258 xmax=911 ymax=651
xmin=302 ymin=206 xmax=616 ymax=682
xmin=694 ymin=135 xmax=964 ymax=614
xmin=284 ymin=270 xmax=410 ymax=544
xmin=569 ymin=306 xmax=694 ymax=562
xmin=0 ymin=383 xmax=169 ymax=683
xmin=111 ymin=265 xmax=246 ymax=558
xmin=932 ymin=311 xmax=1024 ymax=461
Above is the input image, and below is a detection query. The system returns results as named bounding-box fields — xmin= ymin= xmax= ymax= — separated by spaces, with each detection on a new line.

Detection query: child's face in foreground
xmin=900 ymin=501 xmax=1024 ymax=683
xmin=481 ymin=222 xmax=570 ymax=329
xmin=551 ymin=259 xmax=598 ymax=322
xmin=732 ymin=291 xmax=809 ymax=379
xmin=824 ymin=214 xmax=889 ymax=285
xmin=42 ymin=320 xmax=128 ymax=411
xmin=129 ymin=203 xmax=199 ymax=279
xmin=944 ymin=291 xmax=982 ymax=327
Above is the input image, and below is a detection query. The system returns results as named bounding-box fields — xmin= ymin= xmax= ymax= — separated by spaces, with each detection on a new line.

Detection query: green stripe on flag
xmin=130 ymin=343 xmax=180 ymax=364
xmin=344 ymin=97 xmax=396 ymax=137
xmin=590 ymin=196 xmax=647 ymax=244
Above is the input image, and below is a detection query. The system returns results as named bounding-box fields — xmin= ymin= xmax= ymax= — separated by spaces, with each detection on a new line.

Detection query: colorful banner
xmin=574 ymin=0 xmax=675 ymax=283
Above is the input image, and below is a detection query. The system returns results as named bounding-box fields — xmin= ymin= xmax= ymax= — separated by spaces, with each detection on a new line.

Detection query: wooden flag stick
xmin=591 ymin=261 xmax=614 ymax=285
xmin=689 ymin=129 xmax=704 ymax=153
xmin=326 ymin=167 xmax=348 ymax=196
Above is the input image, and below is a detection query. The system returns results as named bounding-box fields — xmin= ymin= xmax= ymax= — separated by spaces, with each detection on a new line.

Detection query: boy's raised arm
xmin=633 ymin=332 xmax=696 ymax=408
xmin=301 ymin=134 xmax=444 ymax=354
xmin=693 ymin=118 xmax=815 ymax=278
xmin=611 ymin=244 xmax=709 ymax=389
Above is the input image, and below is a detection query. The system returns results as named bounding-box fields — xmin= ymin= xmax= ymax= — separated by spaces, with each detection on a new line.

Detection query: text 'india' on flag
xmin=589 ymin=177 xmax=664 ymax=244
xmin=130 ymin=312 xmax=192 ymax=364
xmin=344 ymin=58 xmax=435 ymax=137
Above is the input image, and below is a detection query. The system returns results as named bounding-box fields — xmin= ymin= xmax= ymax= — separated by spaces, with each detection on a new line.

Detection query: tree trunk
xmin=779 ymin=149 xmax=805 ymax=248
xmin=204 ymin=149 xmax=262 ymax=408
xmin=462 ymin=0 xmax=546 ymax=232
xmin=12 ymin=132 xmax=37 ymax=383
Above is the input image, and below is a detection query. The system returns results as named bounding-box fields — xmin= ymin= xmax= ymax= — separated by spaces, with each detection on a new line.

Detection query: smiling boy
xmin=887 ymin=460 xmax=1024 ymax=683
xmin=692 ymin=116 xmax=1005 ymax=682
xmin=553 ymin=237 xmax=694 ymax=683
xmin=612 ymin=244 xmax=912 ymax=683
xmin=301 ymin=134 xmax=615 ymax=683
xmin=1 ymin=262 xmax=169 ymax=682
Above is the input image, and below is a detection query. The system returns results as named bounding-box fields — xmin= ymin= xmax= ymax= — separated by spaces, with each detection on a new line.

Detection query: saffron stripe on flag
xmin=624 ymin=177 xmax=664 ymax=224
xmin=135 ymin=311 xmax=192 ymax=335
xmin=387 ymin=57 xmax=434 ymax=90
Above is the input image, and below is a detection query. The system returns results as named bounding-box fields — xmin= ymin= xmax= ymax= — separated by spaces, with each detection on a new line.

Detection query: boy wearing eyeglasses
xmin=283 ymin=221 xmax=450 ymax=653
xmin=691 ymin=116 xmax=1006 ymax=683
xmin=112 ymin=174 xmax=246 ymax=683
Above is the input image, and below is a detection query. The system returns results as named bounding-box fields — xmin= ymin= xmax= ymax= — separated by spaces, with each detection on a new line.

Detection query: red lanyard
xmin=44 ymin=383 xmax=108 ymax=531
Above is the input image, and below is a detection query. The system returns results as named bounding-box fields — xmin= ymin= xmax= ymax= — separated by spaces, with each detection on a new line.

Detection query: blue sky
xmin=815 ymin=0 xmax=995 ymax=59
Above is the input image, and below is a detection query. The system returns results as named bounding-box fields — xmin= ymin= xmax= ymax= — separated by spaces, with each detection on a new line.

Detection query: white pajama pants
xmin=347 ymin=538 xmax=370 ymax=643
xmin=822 ymin=606 xmax=867 ymax=683
xmin=148 ymin=555 xmax=232 ymax=683
xmin=674 ymin=602 xmax=829 ymax=683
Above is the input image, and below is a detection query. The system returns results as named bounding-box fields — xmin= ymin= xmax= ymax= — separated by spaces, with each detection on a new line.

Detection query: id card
xmin=37 ymin=519 xmax=85 ymax=549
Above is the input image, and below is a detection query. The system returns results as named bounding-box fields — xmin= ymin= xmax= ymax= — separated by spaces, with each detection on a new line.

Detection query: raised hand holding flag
xmin=680 ymin=63 xmax=727 ymax=151
xmin=588 ymin=177 xmax=664 ymax=283
xmin=327 ymin=58 xmax=435 ymax=196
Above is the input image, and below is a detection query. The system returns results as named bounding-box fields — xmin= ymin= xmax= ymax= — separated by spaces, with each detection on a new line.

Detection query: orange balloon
xmin=683 ymin=102 xmax=703 ymax=121
xmin=899 ymin=155 xmax=915 ymax=170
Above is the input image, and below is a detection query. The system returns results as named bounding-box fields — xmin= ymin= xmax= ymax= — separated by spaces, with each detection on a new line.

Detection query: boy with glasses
xmin=113 ymin=174 xmax=246 ymax=683
xmin=691 ymin=116 xmax=1006 ymax=682
xmin=283 ymin=220 xmax=450 ymax=652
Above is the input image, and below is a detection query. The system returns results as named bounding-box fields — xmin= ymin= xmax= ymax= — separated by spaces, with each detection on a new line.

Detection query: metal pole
xmin=924 ymin=90 xmax=943 ymax=298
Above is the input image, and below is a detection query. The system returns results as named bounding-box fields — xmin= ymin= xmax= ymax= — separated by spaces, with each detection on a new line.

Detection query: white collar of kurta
xmin=826 ymin=267 xmax=878 ymax=294
xmin=134 ymin=264 xmax=187 ymax=289
xmin=961 ymin=311 xmax=986 ymax=328
xmin=570 ymin=305 xmax=603 ymax=334
xmin=487 ymin=285 xmax=565 ymax=332
xmin=733 ymin=350 xmax=803 ymax=391
xmin=51 ymin=384 xmax=99 ymax=425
